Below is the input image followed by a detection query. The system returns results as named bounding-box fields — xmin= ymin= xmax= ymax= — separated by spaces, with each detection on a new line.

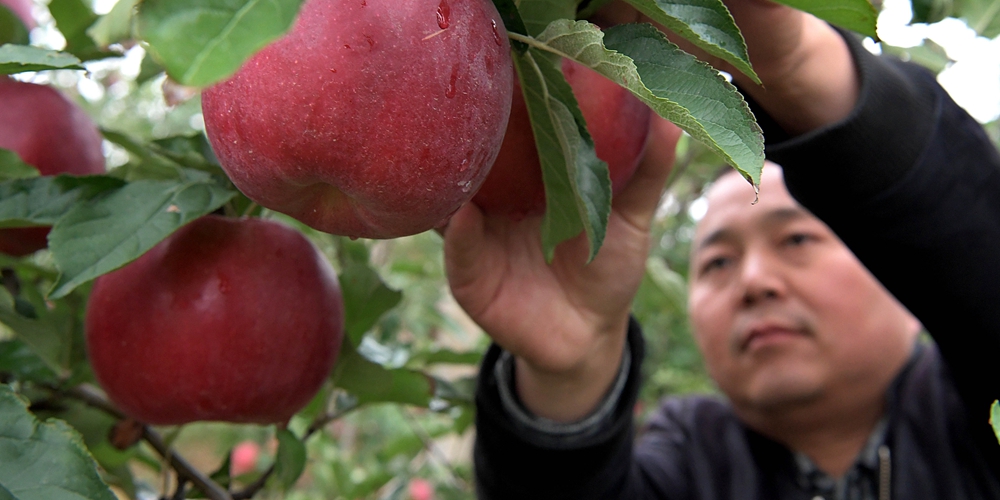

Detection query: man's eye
xmin=784 ymin=233 xmax=812 ymax=246
xmin=701 ymin=256 xmax=730 ymax=274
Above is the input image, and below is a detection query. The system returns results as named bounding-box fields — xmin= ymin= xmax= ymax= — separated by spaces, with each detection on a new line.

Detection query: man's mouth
xmin=738 ymin=319 xmax=809 ymax=352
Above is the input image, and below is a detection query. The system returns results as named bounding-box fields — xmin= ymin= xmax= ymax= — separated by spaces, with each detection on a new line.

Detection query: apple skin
xmin=85 ymin=215 xmax=344 ymax=426
xmin=230 ymin=440 xmax=261 ymax=476
xmin=0 ymin=0 xmax=35 ymax=29
xmin=471 ymin=59 xmax=651 ymax=219
xmin=0 ymin=78 xmax=105 ymax=256
xmin=201 ymin=0 xmax=513 ymax=239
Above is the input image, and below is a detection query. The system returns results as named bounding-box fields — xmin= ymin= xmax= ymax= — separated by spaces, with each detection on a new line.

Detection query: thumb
xmin=442 ymin=202 xmax=502 ymax=320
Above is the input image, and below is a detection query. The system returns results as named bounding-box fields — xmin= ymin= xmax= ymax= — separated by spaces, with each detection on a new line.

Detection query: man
xmin=442 ymin=0 xmax=1000 ymax=498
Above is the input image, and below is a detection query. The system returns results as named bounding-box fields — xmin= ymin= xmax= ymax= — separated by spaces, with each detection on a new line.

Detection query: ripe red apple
xmin=201 ymin=0 xmax=513 ymax=239
xmin=0 ymin=78 xmax=105 ymax=256
xmin=230 ymin=440 xmax=261 ymax=476
xmin=85 ymin=215 xmax=344 ymax=426
xmin=471 ymin=59 xmax=651 ymax=219
xmin=408 ymin=478 xmax=435 ymax=500
xmin=0 ymin=0 xmax=35 ymax=29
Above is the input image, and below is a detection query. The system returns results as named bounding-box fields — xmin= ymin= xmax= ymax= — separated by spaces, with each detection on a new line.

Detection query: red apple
xmin=85 ymin=215 xmax=344 ymax=426
xmin=230 ymin=440 xmax=261 ymax=476
xmin=0 ymin=0 xmax=35 ymax=29
xmin=0 ymin=78 xmax=105 ymax=256
xmin=408 ymin=478 xmax=435 ymax=500
xmin=471 ymin=59 xmax=651 ymax=219
xmin=201 ymin=0 xmax=513 ymax=239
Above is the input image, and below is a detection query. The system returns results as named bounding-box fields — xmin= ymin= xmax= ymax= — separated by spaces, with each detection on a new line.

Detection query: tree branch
xmin=59 ymin=384 xmax=233 ymax=500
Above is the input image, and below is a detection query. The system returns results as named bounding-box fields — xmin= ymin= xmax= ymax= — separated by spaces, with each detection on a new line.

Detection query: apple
xmin=0 ymin=78 xmax=105 ymax=256
xmin=408 ymin=478 xmax=435 ymax=500
xmin=471 ymin=59 xmax=651 ymax=219
xmin=0 ymin=0 xmax=35 ymax=29
xmin=85 ymin=215 xmax=344 ymax=425
xmin=230 ymin=440 xmax=261 ymax=476
xmin=201 ymin=0 xmax=513 ymax=239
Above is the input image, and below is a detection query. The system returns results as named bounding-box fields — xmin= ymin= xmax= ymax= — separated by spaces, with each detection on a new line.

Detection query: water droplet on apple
xmin=459 ymin=180 xmax=472 ymax=193
xmin=446 ymin=64 xmax=459 ymax=98
xmin=492 ymin=20 xmax=502 ymax=46
xmin=437 ymin=0 xmax=450 ymax=29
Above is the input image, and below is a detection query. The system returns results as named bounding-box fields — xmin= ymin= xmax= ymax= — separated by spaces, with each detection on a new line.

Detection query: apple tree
xmin=0 ymin=0 xmax=965 ymax=498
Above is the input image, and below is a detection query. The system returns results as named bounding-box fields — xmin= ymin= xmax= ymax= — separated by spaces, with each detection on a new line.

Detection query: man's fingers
xmin=443 ymin=202 xmax=487 ymax=286
xmin=612 ymin=114 xmax=682 ymax=229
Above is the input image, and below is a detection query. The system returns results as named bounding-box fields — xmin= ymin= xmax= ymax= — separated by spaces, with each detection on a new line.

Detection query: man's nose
xmin=739 ymin=249 xmax=785 ymax=307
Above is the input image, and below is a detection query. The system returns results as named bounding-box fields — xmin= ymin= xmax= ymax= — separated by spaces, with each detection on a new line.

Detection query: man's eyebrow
xmin=695 ymin=229 xmax=734 ymax=254
xmin=762 ymin=207 xmax=811 ymax=226
xmin=693 ymin=206 xmax=811 ymax=254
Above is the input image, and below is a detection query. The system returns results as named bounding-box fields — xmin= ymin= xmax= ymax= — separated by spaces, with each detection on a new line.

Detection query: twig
xmin=305 ymin=402 xmax=360 ymax=438
xmin=231 ymin=468 xmax=273 ymax=500
xmin=231 ymin=402 xmax=359 ymax=500
xmin=399 ymin=408 xmax=467 ymax=490
xmin=143 ymin=427 xmax=232 ymax=500
xmin=170 ymin=478 xmax=188 ymax=500
xmin=58 ymin=384 xmax=233 ymax=500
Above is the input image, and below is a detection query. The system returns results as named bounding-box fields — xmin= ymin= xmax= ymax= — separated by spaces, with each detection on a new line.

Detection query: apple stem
xmin=54 ymin=384 xmax=234 ymax=500
xmin=240 ymin=201 xmax=260 ymax=218
xmin=507 ymin=31 xmax=577 ymax=61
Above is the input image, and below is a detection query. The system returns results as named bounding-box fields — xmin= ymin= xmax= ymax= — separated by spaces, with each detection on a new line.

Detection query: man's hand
xmin=640 ymin=0 xmax=861 ymax=134
xmin=443 ymin=115 xmax=681 ymax=422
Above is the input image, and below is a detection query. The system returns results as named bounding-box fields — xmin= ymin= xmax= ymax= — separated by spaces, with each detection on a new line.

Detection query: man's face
xmin=687 ymin=166 xmax=918 ymax=415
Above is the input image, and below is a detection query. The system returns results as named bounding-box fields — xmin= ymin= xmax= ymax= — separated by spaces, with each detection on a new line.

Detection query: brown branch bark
xmin=59 ymin=384 xmax=233 ymax=500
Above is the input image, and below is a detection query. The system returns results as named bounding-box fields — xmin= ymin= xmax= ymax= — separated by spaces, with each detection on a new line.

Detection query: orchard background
xmin=0 ymin=0 xmax=998 ymax=499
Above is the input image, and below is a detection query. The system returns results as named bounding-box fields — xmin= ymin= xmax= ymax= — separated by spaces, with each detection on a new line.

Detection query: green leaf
xmin=338 ymin=249 xmax=404 ymax=345
xmin=624 ymin=0 xmax=759 ymax=83
xmin=0 ymin=149 xmax=38 ymax=181
xmin=0 ymin=339 xmax=59 ymax=383
xmin=528 ymin=20 xmax=763 ymax=185
xmin=101 ymin=130 xmax=226 ymax=182
xmin=0 ymin=175 xmax=126 ymax=229
xmin=881 ymin=40 xmax=952 ymax=74
xmin=273 ymin=428 xmax=306 ymax=490
xmin=0 ymin=288 xmax=74 ymax=377
xmin=137 ymin=0 xmax=307 ymax=87
xmin=0 ymin=44 xmax=85 ymax=74
xmin=48 ymin=0 xmax=111 ymax=61
xmin=0 ymin=384 xmax=117 ymax=500
xmin=515 ymin=48 xmax=611 ymax=261
xmin=492 ymin=0 xmax=529 ymax=51
xmin=410 ymin=348 xmax=484 ymax=366
xmin=992 ymin=400 xmax=1000 ymax=445
xmin=87 ymin=0 xmax=141 ymax=48
xmin=953 ymin=0 xmax=1000 ymax=38
xmin=645 ymin=256 xmax=687 ymax=315
xmin=48 ymin=179 xmax=237 ymax=298
xmin=433 ymin=376 xmax=476 ymax=404
xmin=333 ymin=340 xmax=433 ymax=407
xmin=0 ymin=7 xmax=29 ymax=46
xmin=517 ymin=0 xmax=578 ymax=36
xmin=910 ymin=0 xmax=952 ymax=24
xmin=772 ymin=0 xmax=878 ymax=39
xmin=577 ymin=0 xmax=617 ymax=19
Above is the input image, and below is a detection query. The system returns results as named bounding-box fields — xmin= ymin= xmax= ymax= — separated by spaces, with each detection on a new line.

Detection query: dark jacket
xmin=472 ymin=31 xmax=1000 ymax=500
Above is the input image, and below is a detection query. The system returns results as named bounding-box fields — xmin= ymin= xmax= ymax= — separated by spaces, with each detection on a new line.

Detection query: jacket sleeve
xmin=766 ymin=32 xmax=1000 ymax=461
xmin=473 ymin=318 xmax=692 ymax=500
